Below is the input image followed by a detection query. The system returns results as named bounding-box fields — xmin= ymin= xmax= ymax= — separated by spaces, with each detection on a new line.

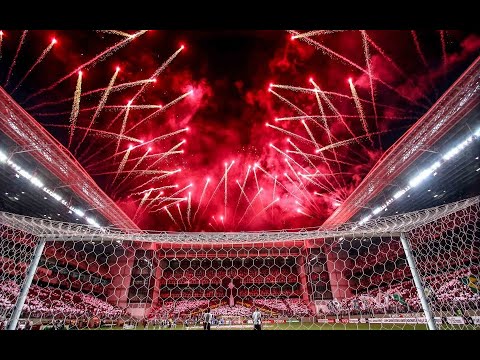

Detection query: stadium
xmin=0 ymin=30 xmax=479 ymax=330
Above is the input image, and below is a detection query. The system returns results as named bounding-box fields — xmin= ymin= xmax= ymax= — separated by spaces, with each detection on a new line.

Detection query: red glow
xmin=152 ymin=78 xmax=157 ymax=83
xmin=127 ymin=100 xmax=133 ymax=106
xmin=0 ymin=31 xmax=3 ymax=36
xmin=51 ymin=38 xmax=57 ymax=44
xmin=180 ymin=43 xmax=185 ymax=51
xmin=116 ymin=66 xmax=121 ymax=72
xmin=309 ymin=77 xmax=313 ymax=83
xmin=128 ymin=145 xmax=133 ymax=150
xmin=185 ymin=127 xmax=190 ymax=131
xmin=348 ymin=77 xmax=353 ymax=84
xmin=274 ymin=117 xmax=278 ymax=122
xmin=290 ymin=35 xmax=295 ymax=41
xmin=148 ymin=147 xmax=152 ymax=151
xmin=78 ymin=70 xmax=83 ymax=76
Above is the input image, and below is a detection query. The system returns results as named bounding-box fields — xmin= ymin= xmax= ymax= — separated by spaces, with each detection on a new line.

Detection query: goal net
xmin=0 ymin=196 xmax=479 ymax=330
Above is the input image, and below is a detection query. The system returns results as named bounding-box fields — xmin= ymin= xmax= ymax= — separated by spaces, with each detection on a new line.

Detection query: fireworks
xmin=68 ymin=71 xmax=83 ymax=149
xmin=11 ymin=37 xmax=56 ymax=94
xmin=4 ymin=30 xmax=28 ymax=87
xmin=1 ymin=30 xmax=470 ymax=231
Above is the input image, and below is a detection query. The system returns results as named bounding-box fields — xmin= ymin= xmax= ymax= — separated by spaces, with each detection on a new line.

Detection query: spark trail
xmin=112 ymin=147 xmax=132 ymax=184
xmin=148 ymin=184 xmax=192 ymax=212
xmin=113 ymin=148 xmax=151 ymax=192
xmin=177 ymin=203 xmax=186 ymax=230
xmin=96 ymin=30 xmax=132 ymax=38
xmin=200 ymin=162 xmax=234 ymax=218
xmin=271 ymin=84 xmax=408 ymax=113
xmin=440 ymin=30 xmax=447 ymax=74
xmin=266 ymin=123 xmax=317 ymax=147
xmin=288 ymin=30 xmax=429 ymax=109
xmin=411 ymin=31 xmax=428 ymax=68
xmin=192 ymin=178 xmax=210 ymax=224
xmin=291 ymin=30 xmax=346 ymax=39
xmin=316 ymin=128 xmax=399 ymax=152
xmin=68 ymin=71 xmax=83 ymax=148
xmin=113 ymin=102 xmax=131 ymax=156
xmin=255 ymin=165 xmax=303 ymax=203
xmin=76 ymin=67 xmax=120 ymax=149
xmin=348 ymin=78 xmax=373 ymax=145
xmin=131 ymin=185 xmax=177 ymax=197
xmin=0 ymin=31 xmax=3 ymax=60
xmin=129 ymin=169 xmax=181 ymax=193
xmin=310 ymin=78 xmax=366 ymax=150
xmin=236 ymin=188 xmax=263 ymax=228
xmin=164 ymin=207 xmax=180 ymax=229
xmin=24 ymin=30 xmax=147 ymax=103
xmin=272 ymin=176 xmax=277 ymax=219
xmin=246 ymin=198 xmax=280 ymax=227
xmin=301 ymin=120 xmax=320 ymax=151
xmin=253 ymin=166 xmax=264 ymax=207
xmin=287 ymin=139 xmax=317 ymax=171
xmin=360 ymin=30 xmax=379 ymax=146
xmin=233 ymin=166 xmax=251 ymax=221
xmin=4 ymin=30 xmax=27 ymax=87
xmin=11 ymin=38 xmax=56 ymax=94
xmin=187 ymin=192 xmax=192 ymax=228
xmin=44 ymin=124 xmax=142 ymax=143
xmin=133 ymin=188 xmax=153 ymax=221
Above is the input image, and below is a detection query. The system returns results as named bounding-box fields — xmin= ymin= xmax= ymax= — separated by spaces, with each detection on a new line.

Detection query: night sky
xmin=0 ymin=30 xmax=479 ymax=231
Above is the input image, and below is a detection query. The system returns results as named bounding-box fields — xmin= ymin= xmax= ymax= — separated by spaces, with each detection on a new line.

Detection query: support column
xmin=399 ymin=232 xmax=437 ymax=330
xmin=8 ymin=237 xmax=45 ymax=330
xmin=106 ymin=250 xmax=135 ymax=309
xmin=149 ymin=262 xmax=163 ymax=315
xmin=325 ymin=244 xmax=352 ymax=300
xmin=297 ymin=249 xmax=310 ymax=303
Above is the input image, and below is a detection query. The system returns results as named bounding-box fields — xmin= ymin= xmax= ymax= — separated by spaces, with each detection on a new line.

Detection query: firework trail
xmin=44 ymin=124 xmax=142 ymax=144
xmin=91 ymin=169 xmax=169 ymax=176
xmin=362 ymin=31 xmax=407 ymax=78
xmin=148 ymin=184 xmax=192 ymax=212
xmin=360 ymin=30 xmax=379 ymax=144
xmin=200 ymin=162 xmax=234 ymax=218
xmin=317 ymin=128 xmax=399 ymax=152
xmin=269 ymin=89 xmax=323 ymax=130
xmin=27 ymin=79 xmax=156 ymax=111
xmin=113 ymin=148 xmax=151 ymax=192
xmin=440 ymin=30 xmax=447 ymax=74
xmin=270 ymin=144 xmax=312 ymax=175
xmin=285 ymin=160 xmax=327 ymax=210
xmin=348 ymin=78 xmax=373 ymax=145
xmin=89 ymin=151 xmax=183 ymax=172
xmin=272 ymin=84 xmax=409 ymax=113
xmin=133 ymin=188 xmax=153 ymax=221
xmin=0 ymin=31 xmax=3 ymax=60
xmin=68 ymin=71 xmax=83 ymax=148
xmin=4 ymin=30 xmax=28 ymax=87
xmin=224 ymin=163 xmax=229 ymax=220
xmin=192 ymin=178 xmax=210 ymax=224
xmin=11 ymin=38 xmax=56 ymax=94
xmin=113 ymin=102 xmax=131 ymax=156
xmin=143 ymin=140 xmax=186 ymax=172
xmin=131 ymin=185 xmax=177 ymax=197
xmin=164 ymin=207 xmax=180 ymax=230
xmin=255 ymin=165 xmax=303 ymax=202
xmin=112 ymin=147 xmax=132 ymax=184
xmin=411 ymin=30 xmax=428 ymax=68
xmin=126 ymin=90 xmax=193 ymax=135
xmin=233 ymin=166 xmax=251 ymax=221
xmin=363 ymin=30 xmax=432 ymax=107
xmin=83 ymin=90 xmax=190 ymax=163
xmin=187 ymin=192 xmax=192 ymax=228
xmin=24 ymin=30 xmax=147 ymax=103
xmin=301 ymin=120 xmax=320 ymax=151
xmin=177 ymin=203 xmax=186 ymax=230
xmin=288 ymin=30 xmax=429 ymax=109
xmin=76 ymin=67 xmax=120 ymax=149
xmin=253 ymin=166 xmax=264 ymax=207
xmin=297 ymin=209 xmax=314 ymax=218
xmin=212 ymin=216 xmax=219 ymax=227
xmin=290 ymin=30 xmax=346 ymax=39
xmin=246 ymin=198 xmax=280 ymax=227
xmin=310 ymin=79 xmax=365 ymax=150
xmin=266 ymin=123 xmax=317 ymax=147
xmin=236 ymin=188 xmax=263 ymax=228
xmin=287 ymin=151 xmax=356 ymax=167
xmin=287 ymin=139 xmax=316 ymax=171
xmin=235 ymin=180 xmax=253 ymax=217
xmin=272 ymin=176 xmax=277 ymax=219
xmin=313 ymin=90 xmax=349 ymax=193
xmin=96 ymin=30 xmax=132 ymax=38
xmin=129 ymin=169 xmax=181 ymax=193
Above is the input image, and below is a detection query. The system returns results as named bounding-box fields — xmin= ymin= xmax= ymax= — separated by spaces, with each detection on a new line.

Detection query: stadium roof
xmin=0 ymin=87 xmax=139 ymax=231
xmin=322 ymin=56 xmax=480 ymax=228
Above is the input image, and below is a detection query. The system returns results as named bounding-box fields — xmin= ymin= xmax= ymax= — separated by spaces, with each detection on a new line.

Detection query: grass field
xmin=98 ymin=323 xmax=434 ymax=330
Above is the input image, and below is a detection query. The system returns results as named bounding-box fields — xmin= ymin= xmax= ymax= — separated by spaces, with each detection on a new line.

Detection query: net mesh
xmin=0 ymin=196 xmax=479 ymax=330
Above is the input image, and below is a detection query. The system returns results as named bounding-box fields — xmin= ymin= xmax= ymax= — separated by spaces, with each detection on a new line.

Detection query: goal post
xmin=0 ymin=196 xmax=479 ymax=330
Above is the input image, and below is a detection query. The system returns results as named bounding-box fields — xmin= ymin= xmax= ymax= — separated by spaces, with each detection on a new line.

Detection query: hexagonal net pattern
xmin=0 ymin=196 xmax=479 ymax=330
